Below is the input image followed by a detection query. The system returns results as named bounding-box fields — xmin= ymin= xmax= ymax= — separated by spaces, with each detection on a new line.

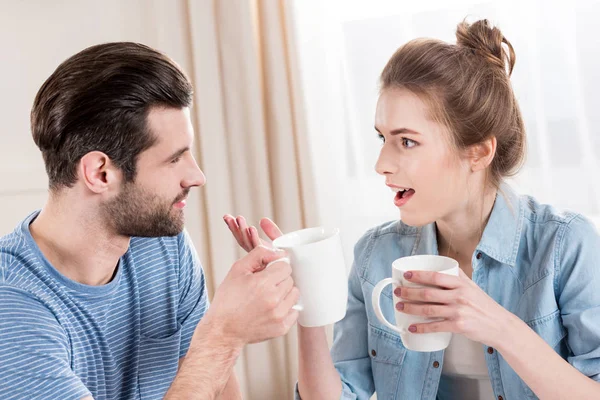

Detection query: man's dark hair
xmin=31 ymin=42 xmax=193 ymax=191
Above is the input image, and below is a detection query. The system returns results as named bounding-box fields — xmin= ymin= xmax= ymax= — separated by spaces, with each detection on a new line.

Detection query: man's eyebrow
xmin=165 ymin=146 xmax=190 ymax=162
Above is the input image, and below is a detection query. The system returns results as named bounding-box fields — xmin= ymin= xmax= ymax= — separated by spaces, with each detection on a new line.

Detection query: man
xmin=0 ymin=42 xmax=299 ymax=399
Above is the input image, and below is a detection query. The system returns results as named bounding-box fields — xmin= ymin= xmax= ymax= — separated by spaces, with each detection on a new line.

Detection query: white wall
xmin=0 ymin=0 xmax=198 ymax=235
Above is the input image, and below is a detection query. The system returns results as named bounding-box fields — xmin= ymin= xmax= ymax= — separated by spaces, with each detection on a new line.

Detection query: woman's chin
xmin=399 ymin=212 xmax=433 ymax=227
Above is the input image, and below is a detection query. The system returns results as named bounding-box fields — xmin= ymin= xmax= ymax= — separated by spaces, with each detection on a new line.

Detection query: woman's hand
xmin=223 ymin=215 xmax=283 ymax=252
xmin=395 ymin=268 xmax=514 ymax=347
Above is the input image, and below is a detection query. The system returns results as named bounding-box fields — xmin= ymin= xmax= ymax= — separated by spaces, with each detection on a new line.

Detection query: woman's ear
xmin=469 ymin=136 xmax=497 ymax=172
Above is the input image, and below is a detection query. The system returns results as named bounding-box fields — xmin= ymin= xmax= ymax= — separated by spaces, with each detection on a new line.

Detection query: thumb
xmin=238 ymin=245 xmax=287 ymax=273
xmin=260 ymin=218 xmax=284 ymax=241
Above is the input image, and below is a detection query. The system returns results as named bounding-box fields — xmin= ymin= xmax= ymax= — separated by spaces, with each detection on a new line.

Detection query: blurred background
xmin=1 ymin=0 xmax=599 ymax=398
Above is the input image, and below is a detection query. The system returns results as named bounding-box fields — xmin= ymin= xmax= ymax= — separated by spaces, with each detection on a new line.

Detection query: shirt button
xmin=433 ymin=361 xmax=440 ymax=368
xmin=476 ymin=252 xmax=482 ymax=260
xmin=371 ymin=349 xmax=376 ymax=357
xmin=487 ymin=347 xmax=494 ymax=354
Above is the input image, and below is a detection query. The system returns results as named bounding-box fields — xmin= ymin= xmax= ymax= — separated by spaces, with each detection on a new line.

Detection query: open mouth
xmin=391 ymin=187 xmax=415 ymax=207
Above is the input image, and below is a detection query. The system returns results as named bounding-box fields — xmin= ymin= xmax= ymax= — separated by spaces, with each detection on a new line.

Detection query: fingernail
xmin=395 ymin=302 xmax=404 ymax=311
xmin=394 ymin=287 xmax=401 ymax=297
xmin=408 ymin=325 xmax=417 ymax=332
xmin=404 ymin=272 xmax=412 ymax=279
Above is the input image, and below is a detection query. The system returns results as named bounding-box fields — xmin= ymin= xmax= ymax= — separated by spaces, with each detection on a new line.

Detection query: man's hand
xmin=205 ymin=245 xmax=300 ymax=345
xmin=166 ymin=244 xmax=300 ymax=399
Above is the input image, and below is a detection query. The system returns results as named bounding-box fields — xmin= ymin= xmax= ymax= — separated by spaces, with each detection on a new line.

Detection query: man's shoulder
xmin=0 ymin=224 xmax=34 ymax=281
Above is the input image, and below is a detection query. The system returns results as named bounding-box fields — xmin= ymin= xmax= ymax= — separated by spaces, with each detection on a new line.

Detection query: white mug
xmin=372 ymin=255 xmax=459 ymax=352
xmin=271 ymin=227 xmax=348 ymax=327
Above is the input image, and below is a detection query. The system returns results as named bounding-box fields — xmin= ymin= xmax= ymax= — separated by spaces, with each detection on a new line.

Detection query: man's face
xmin=103 ymin=107 xmax=205 ymax=237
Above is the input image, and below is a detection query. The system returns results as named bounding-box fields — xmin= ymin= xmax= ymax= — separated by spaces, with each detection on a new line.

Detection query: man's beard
xmin=103 ymin=182 xmax=189 ymax=237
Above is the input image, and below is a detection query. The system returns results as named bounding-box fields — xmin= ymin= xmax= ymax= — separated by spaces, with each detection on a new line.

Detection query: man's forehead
xmin=139 ymin=107 xmax=194 ymax=160
xmin=146 ymin=107 xmax=193 ymax=144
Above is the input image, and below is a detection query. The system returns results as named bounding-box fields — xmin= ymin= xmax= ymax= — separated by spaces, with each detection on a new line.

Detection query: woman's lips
xmin=394 ymin=189 xmax=415 ymax=207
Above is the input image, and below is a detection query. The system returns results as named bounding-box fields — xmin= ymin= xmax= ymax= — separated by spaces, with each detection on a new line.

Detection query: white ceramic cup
xmin=372 ymin=255 xmax=459 ymax=352
xmin=271 ymin=227 xmax=348 ymax=327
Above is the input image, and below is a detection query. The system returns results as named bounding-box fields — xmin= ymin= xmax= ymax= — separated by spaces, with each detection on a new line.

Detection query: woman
xmin=225 ymin=19 xmax=600 ymax=399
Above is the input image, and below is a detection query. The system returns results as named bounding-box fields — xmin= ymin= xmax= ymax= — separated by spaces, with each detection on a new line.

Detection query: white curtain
xmin=184 ymin=0 xmax=319 ymax=398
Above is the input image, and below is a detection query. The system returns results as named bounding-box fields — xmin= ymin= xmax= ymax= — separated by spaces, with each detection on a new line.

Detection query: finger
xmin=280 ymin=286 xmax=301 ymax=312
xmin=236 ymin=216 xmax=253 ymax=250
xmin=396 ymin=302 xmax=454 ymax=319
xmin=397 ymin=286 xmax=455 ymax=304
xmin=404 ymin=270 xmax=461 ymax=289
xmin=260 ymin=218 xmax=284 ymax=241
xmin=262 ymin=258 xmax=293 ymax=284
xmin=248 ymin=226 xmax=262 ymax=248
xmin=408 ymin=320 xmax=454 ymax=334
xmin=281 ymin=307 xmax=300 ymax=331
xmin=275 ymin=276 xmax=295 ymax=299
xmin=242 ymin=245 xmax=287 ymax=273
xmin=223 ymin=214 xmax=244 ymax=244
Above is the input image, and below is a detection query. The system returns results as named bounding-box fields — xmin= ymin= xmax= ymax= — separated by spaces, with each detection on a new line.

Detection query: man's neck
xmin=30 ymin=193 xmax=130 ymax=286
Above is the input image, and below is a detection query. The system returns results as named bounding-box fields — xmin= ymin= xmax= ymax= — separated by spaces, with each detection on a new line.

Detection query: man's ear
xmin=468 ymin=136 xmax=497 ymax=172
xmin=78 ymin=151 xmax=122 ymax=194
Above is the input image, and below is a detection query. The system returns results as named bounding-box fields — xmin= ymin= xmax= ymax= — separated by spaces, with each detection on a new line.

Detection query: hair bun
xmin=456 ymin=19 xmax=515 ymax=76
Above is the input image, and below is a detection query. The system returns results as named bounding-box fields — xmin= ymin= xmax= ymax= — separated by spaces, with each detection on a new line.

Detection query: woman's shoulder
xmin=517 ymin=192 xmax=599 ymax=244
xmin=519 ymin=192 xmax=584 ymax=227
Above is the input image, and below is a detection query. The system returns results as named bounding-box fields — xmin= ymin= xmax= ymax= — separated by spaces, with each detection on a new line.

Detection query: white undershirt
xmin=439 ymin=334 xmax=495 ymax=399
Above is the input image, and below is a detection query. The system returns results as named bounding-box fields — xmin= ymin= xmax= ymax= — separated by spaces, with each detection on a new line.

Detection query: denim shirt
xmin=295 ymin=185 xmax=600 ymax=399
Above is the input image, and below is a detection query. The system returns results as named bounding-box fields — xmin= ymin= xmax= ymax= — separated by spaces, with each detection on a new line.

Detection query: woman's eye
xmin=377 ymin=134 xmax=385 ymax=144
xmin=171 ymin=156 xmax=181 ymax=164
xmin=402 ymin=138 xmax=417 ymax=148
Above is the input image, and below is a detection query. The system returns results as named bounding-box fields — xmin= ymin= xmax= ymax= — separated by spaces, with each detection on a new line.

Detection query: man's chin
xmin=117 ymin=218 xmax=185 ymax=238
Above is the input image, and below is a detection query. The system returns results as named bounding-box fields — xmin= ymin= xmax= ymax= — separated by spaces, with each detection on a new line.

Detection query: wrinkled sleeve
xmin=556 ymin=215 xmax=600 ymax=381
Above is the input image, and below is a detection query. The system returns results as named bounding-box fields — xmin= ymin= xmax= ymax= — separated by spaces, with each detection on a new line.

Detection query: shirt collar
xmin=410 ymin=183 xmax=523 ymax=267
xmin=477 ymin=183 xmax=524 ymax=267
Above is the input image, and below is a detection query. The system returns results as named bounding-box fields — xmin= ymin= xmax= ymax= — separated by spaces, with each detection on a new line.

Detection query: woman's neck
xmin=435 ymin=187 xmax=498 ymax=274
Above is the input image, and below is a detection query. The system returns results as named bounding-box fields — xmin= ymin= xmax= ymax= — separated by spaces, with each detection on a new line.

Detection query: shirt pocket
xmin=138 ymin=327 xmax=182 ymax=399
xmin=368 ymin=324 xmax=406 ymax=399
xmin=527 ymin=309 xmax=567 ymax=350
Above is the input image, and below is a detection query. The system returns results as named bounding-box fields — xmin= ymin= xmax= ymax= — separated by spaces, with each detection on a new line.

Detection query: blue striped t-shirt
xmin=0 ymin=211 xmax=208 ymax=399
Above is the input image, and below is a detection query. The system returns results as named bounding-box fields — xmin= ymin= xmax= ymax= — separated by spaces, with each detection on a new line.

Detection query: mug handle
xmin=372 ymin=278 xmax=407 ymax=335
xmin=266 ymin=257 xmax=304 ymax=312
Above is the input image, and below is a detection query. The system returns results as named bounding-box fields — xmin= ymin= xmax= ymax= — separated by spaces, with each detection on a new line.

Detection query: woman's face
xmin=374 ymin=88 xmax=475 ymax=227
